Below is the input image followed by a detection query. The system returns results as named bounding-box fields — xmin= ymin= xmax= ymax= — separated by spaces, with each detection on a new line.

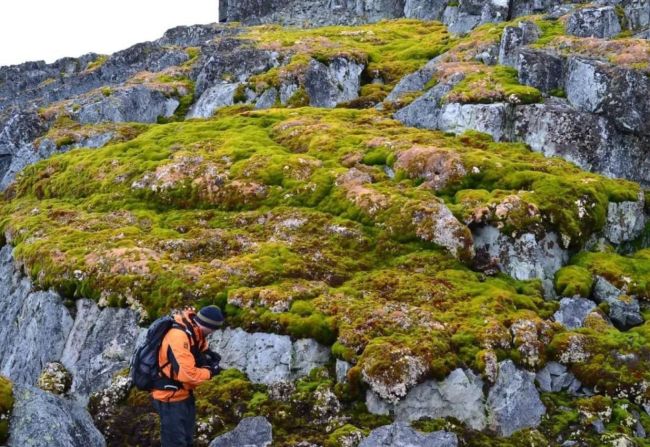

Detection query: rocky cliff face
xmin=1 ymin=1 xmax=650 ymax=446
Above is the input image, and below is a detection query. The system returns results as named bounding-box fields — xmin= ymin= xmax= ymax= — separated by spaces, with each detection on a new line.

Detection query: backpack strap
xmin=152 ymin=322 xmax=191 ymax=391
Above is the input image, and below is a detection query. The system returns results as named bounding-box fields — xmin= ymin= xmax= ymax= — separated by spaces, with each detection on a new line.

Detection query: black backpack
xmin=130 ymin=315 xmax=184 ymax=391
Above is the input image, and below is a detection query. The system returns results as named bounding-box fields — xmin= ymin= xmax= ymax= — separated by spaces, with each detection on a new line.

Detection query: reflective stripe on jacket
xmin=151 ymin=309 xmax=211 ymax=402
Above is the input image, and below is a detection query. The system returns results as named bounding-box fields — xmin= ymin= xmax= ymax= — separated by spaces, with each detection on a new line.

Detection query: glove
xmin=204 ymin=350 xmax=221 ymax=366
xmin=208 ymin=364 xmax=222 ymax=378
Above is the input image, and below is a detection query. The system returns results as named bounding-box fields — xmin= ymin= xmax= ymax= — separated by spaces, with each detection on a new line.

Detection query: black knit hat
xmin=195 ymin=305 xmax=225 ymax=330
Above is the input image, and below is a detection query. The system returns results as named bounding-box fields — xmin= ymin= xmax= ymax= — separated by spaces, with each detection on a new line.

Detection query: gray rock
xmin=279 ymin=83 xmax=299 ymax=105
xmin=209 ymin=416 xmax=272 ymax=447
xmin=473 ymin=226 xmax=568 ymax=297
xmin=7 ymin=383 xmax=105 ymax=447
xmin=60 ymin=299 xmax=140 ymax=404
xmin=193 ymin=40 xmax=281 ymax=97
xmin=304 ymin=57 xmax=363 ymax=108
xmin=517 ymin=48 xmax=565 ymax=93
xmin=498 ymin=21 xmax=541 ymax=67
xmin=0 ymin=138 xmax=59 ymax=190
xmin=187 ymin=83 xmax=239 ymax=118
xmin=553 ymin=297 xmax=597 ymax=329
xmin=335 ymin=359 xmax=352 ymax=383
xmin=444 ymin=7 xmax=482 ymax=35
xmin=512 ymin=98 xmax=650 ymax=187
xmin=604 ymin=191 xmax=646 ymax=244
xmin=487 ymin=360 xmax=546 ymax=436
xmin=71 ymin=132 xmax=115 ymax=150
xmin=386 ymin=57 xmax=439 ymax=102
xmin=0 ymin=287 xmax=73 ymax=385
xmin=593 ymin=276 xmax=644 ymax=329
xmin=567 ymin=6 xmax=622 ymax=38
xmin=620 ymin=0 xmax=650 ymax=31
xmin=366 ymin=390 xmax=392 ymax=415
xmin=156 ymin=23 xmax=227 ymax=47
xmin=393 ymin=73 xmax=464 ymax=128
xmin=438 ymin=102 xmax=513 ymax=142
xmin=74 ymin=86 xmax=179 ymax=124
xmin=255 ymin=87 xmax=278 ymax=109
xmin=543 ymin=4 xmax=577 ymax=19
xmin=511 ymin=0 xmax=564 ymax=18
xmin=395 ymin=369 xmax=486 ymax=430
xmin=404 ymin=0 xmax=448 ymax=19
xmin=0 ymin=110 xmax=47 ymax=156
xmin=208 ymin=327 xmax=330 ymax=384
xmin=565 ymin=57 xmax=611 ymax=114
xmin=359 ymin=422 xmax=458 ymax=447
xmin=222 ymin=0 xmax=405 ymax=26
xmin=536 ymin=361 xmax=584 ymax=394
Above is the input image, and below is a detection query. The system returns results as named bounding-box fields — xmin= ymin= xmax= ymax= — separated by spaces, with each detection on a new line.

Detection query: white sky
xmin=0 ymin=0 xmax=219 ymax=67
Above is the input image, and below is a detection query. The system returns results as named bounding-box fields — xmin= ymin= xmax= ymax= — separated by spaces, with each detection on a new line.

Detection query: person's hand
xmin=208 ymin=364 xmax=222 ymax=378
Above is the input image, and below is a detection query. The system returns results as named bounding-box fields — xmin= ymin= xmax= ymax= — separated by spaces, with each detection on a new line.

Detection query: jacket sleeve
xmin=167 ymin=329 xmax=211 ymax=386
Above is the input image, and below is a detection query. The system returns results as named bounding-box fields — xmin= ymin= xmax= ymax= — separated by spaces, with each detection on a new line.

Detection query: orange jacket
xmin=151 ymin=309 xmax=212 ymax=402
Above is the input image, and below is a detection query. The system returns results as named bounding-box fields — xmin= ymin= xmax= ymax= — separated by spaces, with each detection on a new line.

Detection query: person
xmin=151 ymin=305 xmax=224 ymax=447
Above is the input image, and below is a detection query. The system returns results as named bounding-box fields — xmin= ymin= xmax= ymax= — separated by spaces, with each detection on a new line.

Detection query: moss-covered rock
xmin=0 ymin=376 xmax=13 ymax=444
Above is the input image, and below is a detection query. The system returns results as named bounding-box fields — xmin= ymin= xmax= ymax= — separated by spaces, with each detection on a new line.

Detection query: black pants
xmin=152 ymin=395 xmax=196 ymax=447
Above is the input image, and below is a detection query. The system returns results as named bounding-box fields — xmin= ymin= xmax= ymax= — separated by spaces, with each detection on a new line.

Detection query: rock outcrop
xmin=359 ymin=422 xmax=458 ymax=447
xmin=208 ymin=327 xmax=330 ymax=385
xmin=487 ymin=360 xmax=546 ymax=437
xmin=553 ymin=297 xmax=597 ymax=329
xmin=6 ymin=384 xmax=105 ymax=447
xmin=209 ymin=416 xmax=273 ymax=447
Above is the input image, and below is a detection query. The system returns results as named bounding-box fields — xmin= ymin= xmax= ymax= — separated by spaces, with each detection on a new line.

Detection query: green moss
xmin=85 ymin=55 xmax=108 ymax=72
xmin=554 ymin=265 xmax=594 ymax=297
xmin=445 ymin=65 xmax=542 ymax=104
xmin=0 ymin=376 xmax=13 ymax=444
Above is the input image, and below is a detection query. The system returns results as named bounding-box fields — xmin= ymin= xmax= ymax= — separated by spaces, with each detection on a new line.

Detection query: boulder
xmin=359 ymin=422 xmax=458 ymax=447
xmin=254 ymin=87 xmax=278 ymax=109
xmin=0 ymin=138 xmax=60 ymax=190
xmin=535 ymin=361 xmax=584 ymax=394
xmin=208 ymin=327 xmax=330 ymax=384
xmin=592 ymin=276 xmax=644 ymax=330
xmin=7 ymin=383 xmax=105 ymax=447
xmin=393 ymin=73 xmax=464 ymax=128
xmin=0 ymin=110 xmax=47 ymax=156
xmin=512 ymin=99 xmax=650 ymax=187
xmin=473 ymin=226 xmax=568 ymax=297
xmin=604 ymin=191 xmax=646 ymax=244
xmin=304 ymin=58 xmax=364 ymax=108
xmin=74 ymin=86 xmax=179 ymax=124
xmin=192 ymin=40 xmax=280 ymax=97
xmin=566 ymin=56 xmax=650 ymax=136
xmin=487 ymin=360 xmax=546 ymax=436
xmin=511 ymin=0 xmax=564 ymax=18
xmin=498 ymin=21 xmax=541 ymax=67
xmin=619 ymin=0 xmax=650 ymax=31
xmin=209 ymin=416 xmax=272 ymax=447
xmin=60 ymin=299 xmax=140 ymax=403
xmin=404 ymin=0 xmax=448 ymax=19
xmin=187 ymin=83 xmax=239 ymax=118
xmin=553 ymin=297 xmax=597 ymax=329
xmin=386 ymin=57 xmax=439 ymax=102
xmin=443 ymin=7 xmax=482 ymax=35
xmin=566 ymin=6 xmax=622 ymax=38
xmin=517 ymin=48 xmax=565 ymax=93
xmin=438 ymin=102 xmax=513 ymax=142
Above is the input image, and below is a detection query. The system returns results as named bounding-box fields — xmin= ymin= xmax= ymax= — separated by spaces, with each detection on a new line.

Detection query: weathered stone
xmin=304 ymin=58 xmax=363 ymax=108
xmin=604 ymin=191 xmax=646 ymax=244
xmin=473 ymin=226 xmax=568 ymax=297
xmin=592 ymin=276 xmax=644 ymax=329
xmin=513 ymin=98 xmax=650 ymax=187
xmin=498 ymin=21 xmax=541 ymax=67
xmin=396 ymin=369 xmax=486 ymax=430
xmin=0 ymin=110 xmax=47 ymax=156
xmin=359 ymin=422 xmax=458 ymax=447
xmin=517 ymin=48 xmax=565 ymax=93
xmin=208 ymin=327 xmax=330 ymax=384
xmin=156 ymin=23 xmax=228 ymax=47
xmin=254 ymin=87 xmax=278 ymax=109
xmin=566 ymin=6 xmax=622 ymax=38
xmin=393 ymin=73 xmax=464 ymax=128
xmin=536 ymin=361 xmax=585 ymax=394
xmin=438 ymin=102 xmax=513 ymax=142
xmin=187 ymin=83 xmax=239 ymax=118
xmin=386 ymin=57 xmax=439 ymax=102
xmin=335 ymin=359 xmax=352 ymax=383
xmin=74 ymin=86 xmax=179 ymax=124
xmin=511 ymin=0 xmax=564 ymax=18
xmin=60 ymin=299 xmax=140 ymax=403
xmin=209 ymin=416 xmax=272 ymax=447
xmin=404 ymin=0 xmax=447 ymax=19
xmin=553 ymin=297 xmax=597 ymax=329
xmin=7 ymin=383 xmax=105 ymax=447
xmin=487 ymin=360 xmax=546 ymax=436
